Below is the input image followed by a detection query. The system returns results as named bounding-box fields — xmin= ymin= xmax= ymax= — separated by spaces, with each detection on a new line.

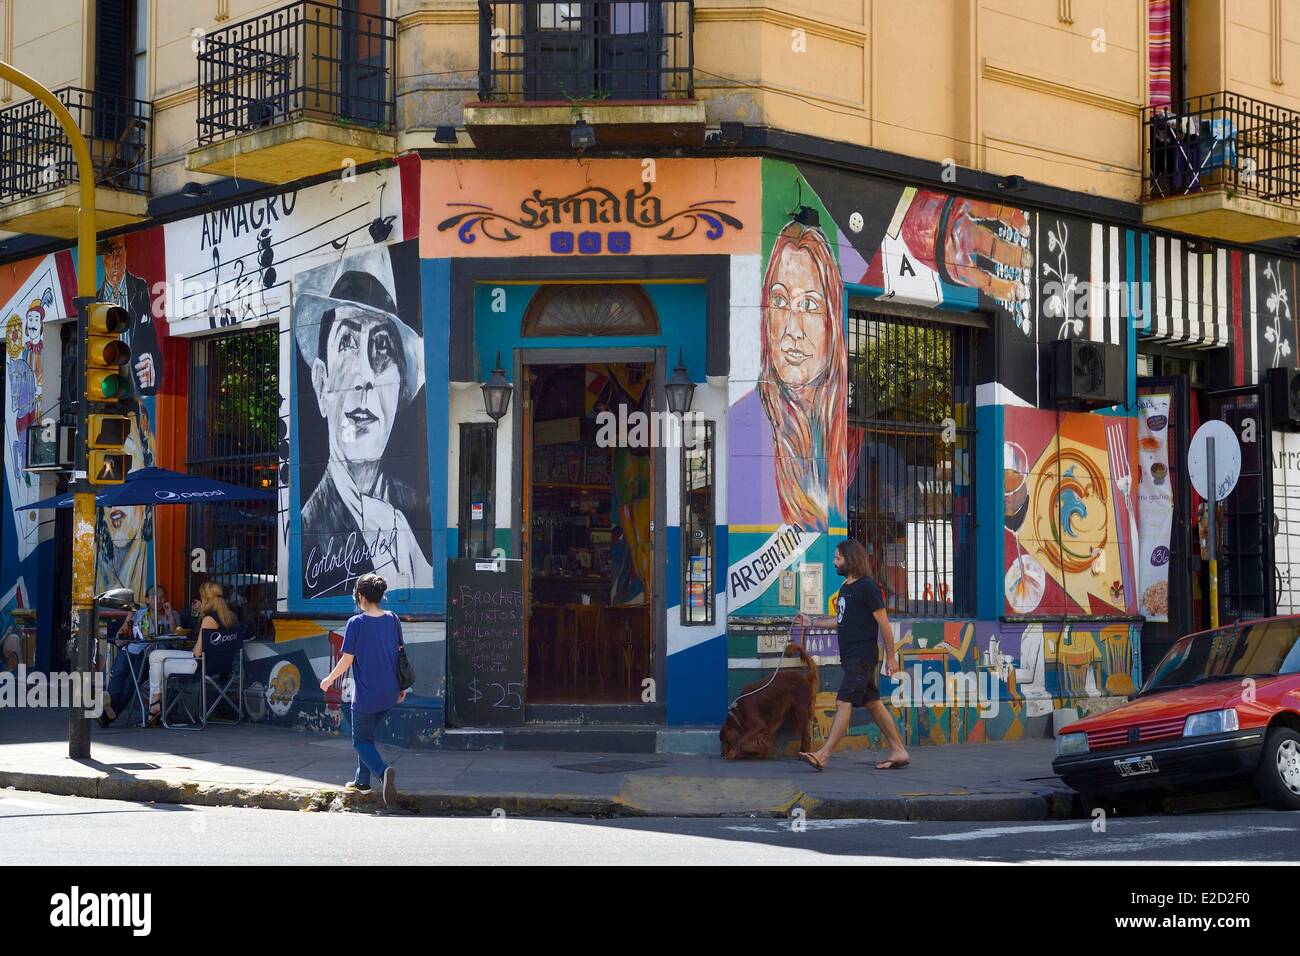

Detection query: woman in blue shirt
xmin=320 ymin=573 xmax=407 ymax=806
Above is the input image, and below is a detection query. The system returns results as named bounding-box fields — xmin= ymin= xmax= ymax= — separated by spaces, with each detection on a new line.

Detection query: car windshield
xmin=1143 ymin=620 xmax=1300 ymax=694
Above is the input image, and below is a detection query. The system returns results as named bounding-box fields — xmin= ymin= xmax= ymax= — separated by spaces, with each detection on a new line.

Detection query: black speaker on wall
xmin=1269 ymin=366 xmax=1300 ymax=427
xmin=1052 ymin=338 xmax=1125 ymax=408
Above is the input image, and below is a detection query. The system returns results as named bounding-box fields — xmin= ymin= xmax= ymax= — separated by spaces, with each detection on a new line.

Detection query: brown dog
xmin=720 ymin=643 xmax=819 ymax=759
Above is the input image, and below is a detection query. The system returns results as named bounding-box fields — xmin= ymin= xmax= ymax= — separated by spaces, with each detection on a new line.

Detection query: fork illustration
xmin=1106 ymin=420 xmax=1139 ymax=598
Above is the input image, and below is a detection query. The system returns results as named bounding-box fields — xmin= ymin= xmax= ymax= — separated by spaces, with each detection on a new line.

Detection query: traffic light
xmin=84 ymin=301 xmax=130 ymax=403
xmin=87 ymin=413 xmax=131 ymax=484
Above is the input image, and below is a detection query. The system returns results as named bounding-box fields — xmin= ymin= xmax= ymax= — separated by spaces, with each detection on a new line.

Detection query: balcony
xmin=187 ymin=1 xmax=397 ymax=185
xmin=0 ymin=87 xmax=151 ymax=238
xmin=465 ymin=1 xmax=704 ymax=150
xmin=1143 ymin=91 xmax=1300 ymax=242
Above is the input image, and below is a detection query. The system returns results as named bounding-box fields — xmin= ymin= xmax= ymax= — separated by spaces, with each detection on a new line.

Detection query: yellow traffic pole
xmin=0 ymin=61 xmax=100 ymax=758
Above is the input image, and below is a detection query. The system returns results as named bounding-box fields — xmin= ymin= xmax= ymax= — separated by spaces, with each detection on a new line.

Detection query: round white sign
xmin=1187 ymin=419 xmax=1241 ymax=502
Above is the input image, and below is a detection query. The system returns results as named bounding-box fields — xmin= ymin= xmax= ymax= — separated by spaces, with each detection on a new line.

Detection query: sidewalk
xmin=0 ymin=710 xmax=1077 ymax=820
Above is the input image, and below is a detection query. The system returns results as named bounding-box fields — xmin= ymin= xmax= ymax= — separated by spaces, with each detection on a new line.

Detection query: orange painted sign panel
xmin=421 ymin=158 xmax=760 ymax=259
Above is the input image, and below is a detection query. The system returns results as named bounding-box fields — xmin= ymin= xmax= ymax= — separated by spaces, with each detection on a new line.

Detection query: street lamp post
xmin=0 ymin=60 xmax=100 ymax=759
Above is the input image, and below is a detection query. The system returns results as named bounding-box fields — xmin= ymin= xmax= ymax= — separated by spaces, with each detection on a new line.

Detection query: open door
xmin=521 ymin=359 xmax=657 ymax=705
xmin=339 ymin=0 xmax=390 ymax=125
xmin=1205 ymin=384 xmax=1276 ymax=623
xmin=523 ymin=2 xmax=662 ymax=100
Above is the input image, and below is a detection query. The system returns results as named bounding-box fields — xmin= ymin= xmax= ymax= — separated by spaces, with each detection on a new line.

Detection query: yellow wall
xmin=7 ymin=0 xmax=1300 ymax=206
xmin=1188 ymin=0 xmax=1300 ymax=114
xmin=0 ymin=0 xmax=88 ymax=100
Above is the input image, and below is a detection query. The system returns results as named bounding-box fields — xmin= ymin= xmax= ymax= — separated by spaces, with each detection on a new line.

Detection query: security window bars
xmin=0 ymin=86 xmax=152 ymax=202
xmin=196 ymin=0 xmax=396 ymax=145
xmin=187 ymin=329 xmax=280 ymax=638
xmin=847 ymin=311 xmax=976 ymax=617
xmin=681 ymin=419 xmax=714 ymax=625
xmin=479 ymin=1 xmax=694 ymax=102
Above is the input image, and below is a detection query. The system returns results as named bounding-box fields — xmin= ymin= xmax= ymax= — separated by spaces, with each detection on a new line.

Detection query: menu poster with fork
xmin=1136 ymin=394 xmax=1174 ymax=622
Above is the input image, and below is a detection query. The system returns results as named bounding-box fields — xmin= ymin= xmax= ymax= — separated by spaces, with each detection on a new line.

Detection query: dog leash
xmin=728 ymin=634 xmax=799 ymax=709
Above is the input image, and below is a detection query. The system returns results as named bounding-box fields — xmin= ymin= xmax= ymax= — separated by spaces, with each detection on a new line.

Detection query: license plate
xmin=1114 ymin=755 xmax=1158 ymax=777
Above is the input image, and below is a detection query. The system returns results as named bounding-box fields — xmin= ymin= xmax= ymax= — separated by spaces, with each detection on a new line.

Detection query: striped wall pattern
xmin=1056 ymin=224 xmax=1299 ymax=386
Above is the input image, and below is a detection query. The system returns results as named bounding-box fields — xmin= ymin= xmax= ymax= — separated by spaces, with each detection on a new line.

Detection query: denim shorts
xmin=836 ymin=655 xmax=880 ymax=706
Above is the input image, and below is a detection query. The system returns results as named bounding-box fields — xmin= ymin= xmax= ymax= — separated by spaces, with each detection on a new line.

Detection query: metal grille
xmin=1144 ymin=90 xmax=1300 ymax=206
xmin=681 ymin=419 xmax=714 ymax=625
xmin=196 ymin=0 xmax=396 ymax=146
xmin=187 ymin=329 xmax=280 ymax=638
xmin=0 ymin=86 xmax=152 ymax=202
xmin=479 ymin=1 xmax=694 ymax=102
xmin=847 ymin=311 xmax=976 ymax=617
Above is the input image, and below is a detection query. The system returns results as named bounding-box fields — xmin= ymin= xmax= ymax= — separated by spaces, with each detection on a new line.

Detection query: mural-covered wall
xmin=2 ymin=251 xmax=74 ymax=672
xmin=6 ymin=152 xmax=1300 ymax=748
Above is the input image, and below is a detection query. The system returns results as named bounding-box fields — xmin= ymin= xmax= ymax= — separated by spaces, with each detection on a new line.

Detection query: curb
xmin=804 ymin=789 xmax=1077 ymax=822
xmin=1 ymin=768 xmax=1081 ymax=820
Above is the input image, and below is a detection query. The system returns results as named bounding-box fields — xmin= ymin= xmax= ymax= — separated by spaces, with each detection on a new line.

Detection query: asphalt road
xmin=2 ymin=789 xmax=1299 ymax=864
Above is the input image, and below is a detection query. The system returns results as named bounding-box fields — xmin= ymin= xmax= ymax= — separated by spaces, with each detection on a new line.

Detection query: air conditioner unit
xmin=1269 ymin=366 xmax=1300 ymax=427
xmin=1053 ymin=338 xmax=1124 ymax=408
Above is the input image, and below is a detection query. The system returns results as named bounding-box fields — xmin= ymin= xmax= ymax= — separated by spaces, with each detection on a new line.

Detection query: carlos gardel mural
xmin=291 ymin=240 xmax=433 ymax=601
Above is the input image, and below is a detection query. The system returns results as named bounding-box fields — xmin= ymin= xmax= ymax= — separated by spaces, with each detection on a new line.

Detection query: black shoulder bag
xmin=393 ymin=613 xmax=416 ymax=691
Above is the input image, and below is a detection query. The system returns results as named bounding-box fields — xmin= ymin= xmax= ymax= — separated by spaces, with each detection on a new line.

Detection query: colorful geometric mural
xmin=1003 ymin=408 xmax=1138 ymax=618
xmin=731 ymin=617 xmax=1140 ymax=751
xmin=247 ymin=616 xmax=447 ymax=747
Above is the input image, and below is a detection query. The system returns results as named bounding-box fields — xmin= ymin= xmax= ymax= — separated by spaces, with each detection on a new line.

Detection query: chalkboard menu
xmin=446 ymin=558 xmax=525 ymax=727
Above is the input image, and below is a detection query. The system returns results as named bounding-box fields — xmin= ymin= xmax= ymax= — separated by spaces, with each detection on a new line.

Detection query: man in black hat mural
xmin=293 ymin=244 xmax=433 ymax=599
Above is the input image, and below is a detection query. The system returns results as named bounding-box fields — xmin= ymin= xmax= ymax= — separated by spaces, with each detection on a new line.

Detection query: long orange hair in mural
xmin=759 ymin=220 xmax=847 ymax=530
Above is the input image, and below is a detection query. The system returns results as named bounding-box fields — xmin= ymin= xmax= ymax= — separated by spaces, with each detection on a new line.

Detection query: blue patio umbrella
xmin=14 ymin=490 xmax=101 ymax=510
xmin=94 ymin=467 xmax=276 ymax=507
xmin=12 ymin=466 xmax=275 ymax=622
xmin=14 ymin=468 xmax=274 ymax=509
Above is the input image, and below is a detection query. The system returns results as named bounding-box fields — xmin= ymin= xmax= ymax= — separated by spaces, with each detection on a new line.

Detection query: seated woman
xmin=134 ymin=584 xmax=181 ymax=637
xmin=145 ymin=581 xmax=237 ymax=726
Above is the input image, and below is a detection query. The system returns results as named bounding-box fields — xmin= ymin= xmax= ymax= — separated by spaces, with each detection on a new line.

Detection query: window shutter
xmin=94 ymin=0 xmax=132 ymax=138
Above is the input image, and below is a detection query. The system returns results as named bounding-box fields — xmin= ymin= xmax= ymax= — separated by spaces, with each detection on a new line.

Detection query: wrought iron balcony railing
xmin=478 ymin=1 xmax=694 ymax=103
xmin=0 ymin=87 xmax=152 ymax=204
xmin=1144 ymin=91 xmax=1300 ymax=206
xmin=196 ymin=0 xmax=397 ymax=146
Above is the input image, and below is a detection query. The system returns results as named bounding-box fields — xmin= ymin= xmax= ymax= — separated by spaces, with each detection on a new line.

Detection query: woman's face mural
xmin=757 ymin=220 xmax=848 ymax=530
xmin=765 ymin=243 xmax=831 ymax=388
xmin=109 ymin=426 xmax=147 ymax=551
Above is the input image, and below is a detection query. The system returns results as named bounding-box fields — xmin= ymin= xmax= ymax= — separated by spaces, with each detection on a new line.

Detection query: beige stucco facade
xmin=0 ymin=1 xmax=1297 ymax=220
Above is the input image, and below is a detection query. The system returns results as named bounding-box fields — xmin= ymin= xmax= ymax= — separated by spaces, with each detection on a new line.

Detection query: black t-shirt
xmin=836 ymin=576 xmax=885 ymax=662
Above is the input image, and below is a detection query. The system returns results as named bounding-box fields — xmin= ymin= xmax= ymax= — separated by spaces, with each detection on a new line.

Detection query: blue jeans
xmin=106 ymin=648 xmax=144 ymax=721
xmin=351 ymin=706 xmax=391 ymax=787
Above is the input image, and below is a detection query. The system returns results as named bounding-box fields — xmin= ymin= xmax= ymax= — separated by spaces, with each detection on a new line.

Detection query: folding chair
xmin=162 ymin=626 xmax=246 ymax=730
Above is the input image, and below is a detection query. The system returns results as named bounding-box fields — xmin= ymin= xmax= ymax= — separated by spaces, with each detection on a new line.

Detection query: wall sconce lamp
xmin=481 ymin=350 xmax=513 ymax=423
xmin=665 ymin=348 xmax=696 ymax=415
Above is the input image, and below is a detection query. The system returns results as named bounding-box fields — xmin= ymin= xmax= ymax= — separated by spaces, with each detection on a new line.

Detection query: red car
xmin=1053 ymin=616 xmax=1300 ymax=811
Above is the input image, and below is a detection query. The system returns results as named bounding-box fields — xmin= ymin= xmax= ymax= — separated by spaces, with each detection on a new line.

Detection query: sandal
xmin=146 ymin=703 xmax=162 ymax=727
xmin=798 ymin=751 xmax=827 ymax=772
